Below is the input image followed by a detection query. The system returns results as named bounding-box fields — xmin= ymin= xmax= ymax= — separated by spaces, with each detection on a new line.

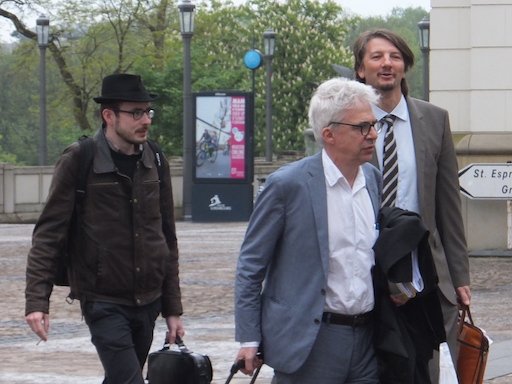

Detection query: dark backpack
xmin=54 ymin=136 xmax=164 ymax=286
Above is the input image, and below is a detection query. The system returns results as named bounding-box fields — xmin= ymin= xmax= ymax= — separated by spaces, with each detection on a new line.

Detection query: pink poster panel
xmin=230 ymin=97 xmax=246 ymax=179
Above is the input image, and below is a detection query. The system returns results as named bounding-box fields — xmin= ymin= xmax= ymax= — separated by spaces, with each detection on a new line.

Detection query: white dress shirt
xmin=322 ymin=150 xmax=378 ymax=315
xmin=372 ymin=96 xmax=424 ymax=294
xmin=372 ymin=95 xmax=419 ymax=213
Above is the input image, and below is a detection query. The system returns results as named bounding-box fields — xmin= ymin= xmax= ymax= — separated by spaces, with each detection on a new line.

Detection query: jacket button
xmin=320 ymin=289 xmax=326 ymax=295
xmin=136 ymin=299 xmax=141 ymax=305
xmin=133 ymin=198 xmax=138 ymax=203
xmin=136 ymin=267 xmax=140 ymax=272
xmin=314 ymin=319 xmax=320 ymax=324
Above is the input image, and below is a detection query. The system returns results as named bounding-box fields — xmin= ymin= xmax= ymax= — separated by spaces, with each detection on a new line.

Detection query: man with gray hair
xmin=234 ymin=77 xmax=384 ymax=383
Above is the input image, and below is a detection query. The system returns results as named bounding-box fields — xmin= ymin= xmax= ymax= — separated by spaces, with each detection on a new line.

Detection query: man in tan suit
xmin=352 ymin=29 xmax=471 ymax=383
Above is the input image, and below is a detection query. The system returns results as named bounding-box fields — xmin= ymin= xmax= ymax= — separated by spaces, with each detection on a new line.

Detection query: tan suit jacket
xmin=371 ymin=96 xmax=470 ymax=304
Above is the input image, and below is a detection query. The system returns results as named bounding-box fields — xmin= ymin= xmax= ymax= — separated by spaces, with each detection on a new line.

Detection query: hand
xmin=165 ymin=316 xmax=184 ymax=344
xmin=26 ymin=311 xmax=49 ymax=342
xmin=389 ymin=294 xmax=410 ymax=307
xmin=235 ymin=347 xmax=262 ymax=376
xmin=456 ymin=285 xmax=471 ymax=308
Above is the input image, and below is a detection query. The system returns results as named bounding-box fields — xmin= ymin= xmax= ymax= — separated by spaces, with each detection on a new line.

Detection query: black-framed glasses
xmin=115 ymin=108 xmax=155 ymax=120
xmin=328 ymin=120 xmax=384 ymax=136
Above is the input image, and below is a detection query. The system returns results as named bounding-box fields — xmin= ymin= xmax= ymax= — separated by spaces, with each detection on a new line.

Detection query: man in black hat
xmin=25 ymin=73 xmax=184 ymax=384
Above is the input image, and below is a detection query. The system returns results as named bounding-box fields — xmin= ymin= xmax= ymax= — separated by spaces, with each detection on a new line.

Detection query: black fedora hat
xmin=93 ymin=73 xmax=159 ymax=104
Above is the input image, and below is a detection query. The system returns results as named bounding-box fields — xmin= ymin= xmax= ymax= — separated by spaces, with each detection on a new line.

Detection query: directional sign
xmin=459 ymin=163 xmax=512 ymax=199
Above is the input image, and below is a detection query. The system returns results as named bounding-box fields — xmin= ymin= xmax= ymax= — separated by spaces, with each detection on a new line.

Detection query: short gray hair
xmin=308 ymin=77 xmax=380 ymax=146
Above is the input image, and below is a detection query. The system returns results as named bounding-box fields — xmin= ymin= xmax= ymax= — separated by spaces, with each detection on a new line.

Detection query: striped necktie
xmin=381 ymin=114 xmax=398 ymax=207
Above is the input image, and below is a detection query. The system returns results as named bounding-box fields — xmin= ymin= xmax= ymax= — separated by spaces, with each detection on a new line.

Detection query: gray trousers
xmin=274 ymin=321 xmax=379 ymax=384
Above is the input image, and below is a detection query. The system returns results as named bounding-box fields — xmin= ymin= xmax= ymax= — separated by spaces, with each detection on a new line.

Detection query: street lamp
xmin=178 ymin=0 xmax=196 ymax=220
xmin=418 ymin=16 xmax=430 ymax=102
xmin=263 ymin=28 xmax=276 ymax=163
xmin=36 ymin=14 xmax=50 ymax=166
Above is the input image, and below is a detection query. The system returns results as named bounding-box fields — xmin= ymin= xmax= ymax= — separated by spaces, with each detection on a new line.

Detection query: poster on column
xmin=193 ymin=91 xmax=254 ymax=183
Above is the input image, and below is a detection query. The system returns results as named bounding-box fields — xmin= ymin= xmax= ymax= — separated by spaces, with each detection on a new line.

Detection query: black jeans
xmin=82 ymin=299 xmax=161 ymax=384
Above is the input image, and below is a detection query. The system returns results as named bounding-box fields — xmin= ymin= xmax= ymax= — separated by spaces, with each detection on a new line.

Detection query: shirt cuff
xmin=240 ymin=341 xmax=260 ymax=348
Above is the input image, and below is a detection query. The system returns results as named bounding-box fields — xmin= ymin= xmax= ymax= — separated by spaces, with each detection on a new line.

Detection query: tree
xmin=259 ymin=0 xmax=356 ymax=155
xmin=0 ymin=0 xmax=426 ymax=164
xmin=0 ymin=0 xmax=178 ymax=163
xmin=181 ymin=0 xmax=358 ymax=156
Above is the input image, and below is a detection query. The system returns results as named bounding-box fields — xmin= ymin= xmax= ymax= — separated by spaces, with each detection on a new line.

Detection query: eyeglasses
xmin=328 ymin=120 xmax=384 ymax=136
xmin=115 ymin=108 xmax=155 ymax=120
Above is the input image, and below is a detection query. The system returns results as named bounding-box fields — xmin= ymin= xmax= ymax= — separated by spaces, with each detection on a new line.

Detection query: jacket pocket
xmin=87 ymin=182 xmax=127 ymax=222
xmin=141 ymin=179 xmax=161 ymax=220
xmin=94 ymin=246 xmax=130 ymax=294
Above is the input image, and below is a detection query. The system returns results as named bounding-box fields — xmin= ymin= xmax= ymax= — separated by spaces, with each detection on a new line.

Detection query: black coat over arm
xmin=373 ymin=207 xmax=446 ymax=384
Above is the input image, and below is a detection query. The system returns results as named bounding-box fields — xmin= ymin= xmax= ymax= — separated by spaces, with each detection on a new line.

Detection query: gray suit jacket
xmin=371 ymin=97 xmax=470 ymax=303
xmin=235 ymin=152 xmax=382 ymax=374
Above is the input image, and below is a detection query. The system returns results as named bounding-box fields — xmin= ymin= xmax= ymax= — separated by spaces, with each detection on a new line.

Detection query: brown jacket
xmin=25 ymin=128 xmax=183 ymax=318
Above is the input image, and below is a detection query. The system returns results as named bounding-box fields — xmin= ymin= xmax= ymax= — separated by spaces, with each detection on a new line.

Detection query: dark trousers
xmin=81 ymin=299 xmax=161 ymax=384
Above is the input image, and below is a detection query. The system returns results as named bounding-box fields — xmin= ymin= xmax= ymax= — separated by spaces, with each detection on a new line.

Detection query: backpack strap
xmin=55 ymin=136 xmax=95 ymax=289
xmin=74 ymin=135 xmax=95 ymax=243
xmin=146 ymin=139 xmax=164 ymax=183
xmin=70 ymin=136 xmax=94 ymax=274
xmin=76 ymin=135 xmax=95 ymax=200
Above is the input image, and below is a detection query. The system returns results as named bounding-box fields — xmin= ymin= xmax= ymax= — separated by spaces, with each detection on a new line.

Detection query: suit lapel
xmin=362 ymin=163 xmax=381 ymax=220
xmin=307 ymin=153 xmax=330 ymax=279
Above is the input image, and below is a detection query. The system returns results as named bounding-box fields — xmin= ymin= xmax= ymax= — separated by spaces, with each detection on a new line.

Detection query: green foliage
xmin=134 ymin=51 xmax=185 ymax=158
xmin=0 ymin=45 xmax=40 ymax=165
xmin=252 ymin=0 xmax=355 ymax=155
xmin=169 ymin=0 xmax=358 ymax=156
xmin=0 ymin=0 xmax=429 ymax=164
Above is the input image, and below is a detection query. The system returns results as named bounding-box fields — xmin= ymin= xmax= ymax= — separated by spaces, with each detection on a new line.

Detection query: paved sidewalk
xmin=1 ymin=222 xmax=512 ymax=383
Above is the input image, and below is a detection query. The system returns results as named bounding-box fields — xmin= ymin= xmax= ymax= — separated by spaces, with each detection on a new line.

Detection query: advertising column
xmin=192 ymin=91 xmax=254 ymax=221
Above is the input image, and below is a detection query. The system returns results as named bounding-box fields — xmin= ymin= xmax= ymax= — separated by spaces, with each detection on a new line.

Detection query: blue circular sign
xmin=244 ymin=49 xmax=263 ymax=70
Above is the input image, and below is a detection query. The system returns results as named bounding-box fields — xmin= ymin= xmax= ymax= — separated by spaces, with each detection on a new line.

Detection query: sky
xmin=0 ymin=0 xmax=431 ymax=43
xmin=339 ymin=0 xmax=431 ymax=16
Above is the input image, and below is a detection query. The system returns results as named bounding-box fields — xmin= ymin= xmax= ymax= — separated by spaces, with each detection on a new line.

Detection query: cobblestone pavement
xmin=1 ymin=222 xmax=511 ymax=383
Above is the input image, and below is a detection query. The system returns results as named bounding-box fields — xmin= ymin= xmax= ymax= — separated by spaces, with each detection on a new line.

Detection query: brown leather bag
xmin=456 ymin=306 xmax=490 ymax=384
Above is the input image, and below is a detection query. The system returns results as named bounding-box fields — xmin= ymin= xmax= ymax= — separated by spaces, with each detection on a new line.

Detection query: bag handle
xmin=225 ymin=355 xmax=263 ymax=384
xmin=458 ymin=304 xmax=475 ymax=333
xmin=175 ymin=335 xmax=192 ymax=354
xmin=162 ymin=332 xmax=192 ymax=354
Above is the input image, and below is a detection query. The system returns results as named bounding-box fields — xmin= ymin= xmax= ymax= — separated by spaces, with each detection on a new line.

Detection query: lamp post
xmin=418 ymin=16 xmax=430 ymax=102
xmin=178 ymin=0 xmax=196 ymax=220
xmin=263 ymin=28 xmax=276 ymax=163
xmin=36 ymin=14 xmax=50 ymax=166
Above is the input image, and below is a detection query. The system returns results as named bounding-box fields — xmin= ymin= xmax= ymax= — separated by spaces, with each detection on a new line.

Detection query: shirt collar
xmin=371 ymin=94 xmax=408 ymax=123
xmin=322 ymin=149 xmax=366 ymax=191
xmin=322 ymin=149 xmax=343 ymax=187
xmin=103 ymin=127 xmax=143 ymax=155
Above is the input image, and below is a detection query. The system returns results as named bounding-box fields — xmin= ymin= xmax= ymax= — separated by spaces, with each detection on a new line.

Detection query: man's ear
xmin=357 ymin=65 xmax=365 ymax=81
xmin=102 ymin=108 xmax=116 ymax=125
xmin=321 ymin=127 xmax=335 ymax=144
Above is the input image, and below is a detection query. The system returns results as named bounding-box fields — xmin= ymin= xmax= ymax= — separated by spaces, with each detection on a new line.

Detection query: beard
xmin=114 ymin=120 xmax=148 ymax=145
xmin=375 ymin=81 xmax=398 ymax=93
